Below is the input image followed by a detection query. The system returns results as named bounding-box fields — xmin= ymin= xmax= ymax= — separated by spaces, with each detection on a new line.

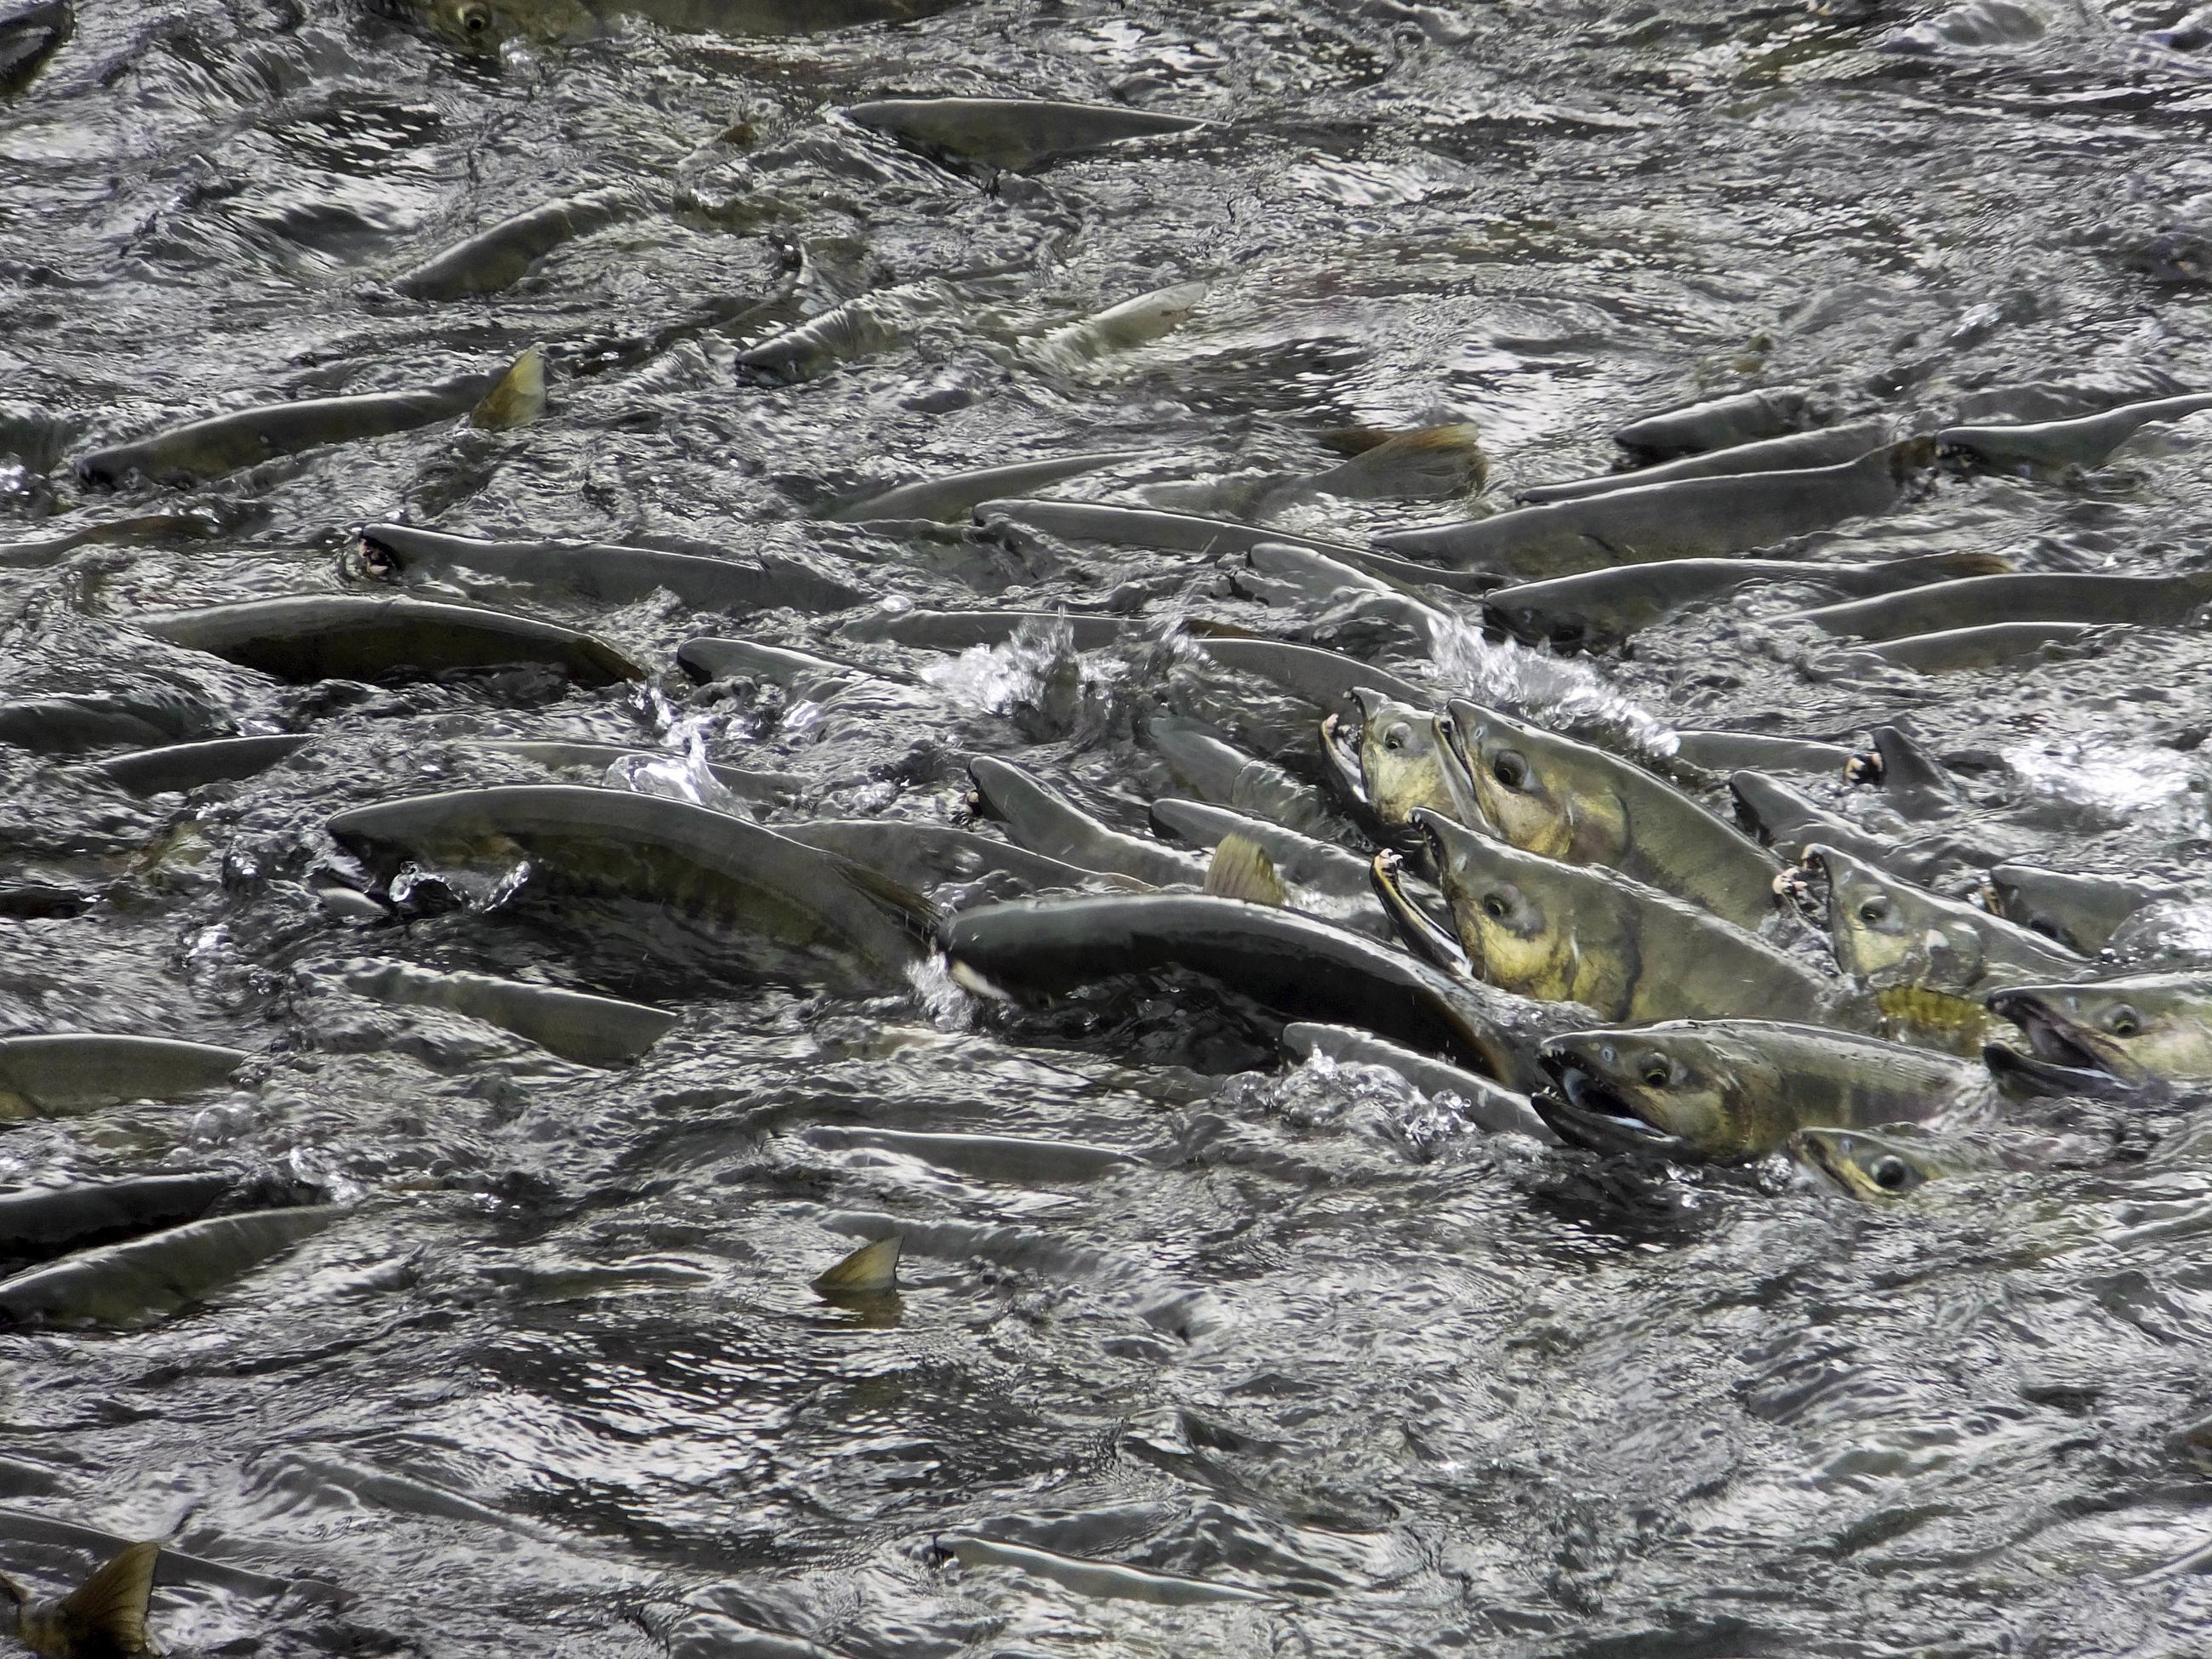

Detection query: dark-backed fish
xmin=783 ymin=819 xmax=1109 ymax=905
xmin=677 ymin=636 xmax=884 ymax=698
xmin=392 ymin=187 xmax=644 ymax=300
xmin=974 ymin=499 xmax=1363 ymax=560
xmin=1730 ymin=769 xmax=1975 ymax=882
xmin=1612 ymin=386 xmax=1829 ymax=459
xmin=843 ymin=97 xmax=1211 ymax=172
xmin=1194 ymin=636 xmax=1428 ymax=712
xmin=81 ymin=735 xmax=311 ymax=797
xmin=0 ymin=1035 xmax=248 ymax=1120
xmin=1377 ymin=438 xmax=1934 ymax=577
xmin=0 ymin=1206 xmax=338 ymax=1326
xmin=1793 ymin=570 xmax=2212 ymax=642
xmin=1282 ymin=1021 xmax=1558 ymax=1143
xmin=0 ymin=1172 xmax=235 ymax=1264
xmin=327 ymin=785 xmax=934 ymax=992
xmin=1856 ymin=621 xmax=2097 ymax=673
xmin=1672 ymin=730 xmax=1854 ymax=775
xmin=138 ymin=595 xmax=644 ymax=686
xmin=1147 ymin=797 xmax=1393 ymax=938
xmin=343 ymin=962 xmax=675 ymax=1068
xmin=360 ymin=522 xmax=864 ymax=613
xmin=967 ymin=756 xmax=1198 ymax=890
xmin=1936 ymin=391 xmax=2212 ymax=470
xmin=829 ymin=453 xmax=1145 ymax=523
xmin=1521 ymin=418 xmax=1890 ymax=503
xmin=941 ymin=892 xmax=1548 ymax=1087
xmin=0 ymin=0 xmax=70 ymax=100
xmin=1987 ymin=971 xmax=2212 ymax=1090
xmin=1149 ymin=717 xmax=1336 ymax=835
xmin=1984 ymin=864 xmax=2181 ymax=955
xmin=1537 ymin=1020 xmax=1987 ymax=1161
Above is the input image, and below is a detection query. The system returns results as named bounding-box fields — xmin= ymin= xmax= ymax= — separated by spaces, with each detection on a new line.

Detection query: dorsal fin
xmin=1204 ymin=834 xmax=1288 ymax=906
xmin=813 ymin=1234 xmax=899 ymax=1295
xmin=55 ymin=1541 xmax=158 ymax=1654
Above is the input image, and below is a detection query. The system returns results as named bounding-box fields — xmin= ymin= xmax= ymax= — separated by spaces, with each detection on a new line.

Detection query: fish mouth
xmin=1984 ymin=990 xmax=2143 ymax=1086
xmin=356 ymin=532 xmax=406 ymax=583
xmin=1533 ymin=1045 xmax=1683 ymax=1158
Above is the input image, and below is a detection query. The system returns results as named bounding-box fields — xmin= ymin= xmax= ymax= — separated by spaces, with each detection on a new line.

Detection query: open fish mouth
xmin=1319 ymin=710 xmax=1371 ymax=810
xmin=1985 ymin=989 xmax=2139 ymax=1082
xmin=1533 ymin=1052 xmax=1684 ymax=1158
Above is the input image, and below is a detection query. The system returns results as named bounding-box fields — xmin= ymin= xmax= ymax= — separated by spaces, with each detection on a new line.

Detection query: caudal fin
xmin=55 ymin=1540 xmax=157 ymax=1655
xmin=1204 ymin=835 xmax=1288 ymax=906
xmin=471 ymin=345 xmax=547 ymax=431
xmin=813 ymin=1234 xmax=899 ymax=1295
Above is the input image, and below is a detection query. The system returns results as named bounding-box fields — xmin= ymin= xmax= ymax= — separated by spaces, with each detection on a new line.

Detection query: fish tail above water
xmin=1202 ymin=834 xmax=1289 ymax=906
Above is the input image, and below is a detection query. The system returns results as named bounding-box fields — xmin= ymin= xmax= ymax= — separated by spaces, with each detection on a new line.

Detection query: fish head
xmin=1413 ymin=809 xmax=1563 ymax=990
xmin=1792 ymin=1126 xmax=1939 ymax=1199
xmin=1804 ymin=843 xmax=1945 ymax=987
xmin=1986 ymin=975 xmax=2207 ymax=1089
xmin=419 ymin=0 xmax=508 ymax=48
xmin=1354 ymin=688 xmax=1450 ymax=824
xmin=1438 ymin=699 xmax=1576 ymax=858
xmin=1536 ymin=1025 xmax=1747 ymax=1160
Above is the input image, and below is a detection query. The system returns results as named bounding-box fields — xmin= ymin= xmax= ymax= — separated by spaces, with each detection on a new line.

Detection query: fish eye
xmin=459 ymin=2 xmax=491 ymax=31
xmin=2106 ymin=1006 xmax=2141 ymax=1038
xmin=1383 ymin=721 xmax=1411 ymax=753
xmin=1491 ymin=750 xmax=1529 ymax=790
xmin=1870 ymin=1154 xmax=1912 ymax=1190
xmin=1481 ymin=892 xmax=1509 ymax=921
xmin=1637 ymin=1052 xmax=1673 ymax=1088
xmin=1857 ymin=894 xmax=1891 ymax=925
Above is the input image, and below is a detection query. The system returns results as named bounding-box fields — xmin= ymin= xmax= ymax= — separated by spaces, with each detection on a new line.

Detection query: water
xmin=5 ymin=0 xmax=2212 ymax=1652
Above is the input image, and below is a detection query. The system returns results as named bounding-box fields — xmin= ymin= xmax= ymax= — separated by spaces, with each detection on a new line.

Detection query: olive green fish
xmin=1984 ymin=864 xmax=2181 ymax=956
xmin=843 ymin=97 xmax=1211 ymax=172
xmin=1522 ymin=418 xmax=1889 ymax=503
xmin=392 ymin=187 xmax=643 ymax=300
xmin=0 ymin=1206 xmax=338 ymax=1327
xmin=1790 ymin=1124 xmax=1989 ymax=1199
xmin=1986 ymin=971 xmax=2212 ymax=1091
xmin=1 ymin=1539 xmax=159 ymax=1658
xmin=1536 ymin=1019 xmax=1988 ymax=1161
xmin=0 ymin=1034 xmax=248 ymax=1121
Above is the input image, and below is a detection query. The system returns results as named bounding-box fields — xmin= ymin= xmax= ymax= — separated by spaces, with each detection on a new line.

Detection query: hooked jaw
xmin=1532 ymin=1036 xmax=1681 ymax=1157
xmin=1984 ymin=989 xmax=2144 ymax=1091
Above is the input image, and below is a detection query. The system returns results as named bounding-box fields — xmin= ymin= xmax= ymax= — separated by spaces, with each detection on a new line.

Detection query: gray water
xmin=6 ymin=0 xmax=2212 ymax=1652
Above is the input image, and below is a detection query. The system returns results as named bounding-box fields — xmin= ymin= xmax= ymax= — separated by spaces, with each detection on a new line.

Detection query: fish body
xmin=470 ymin=345 xmax=545 ymax=430
xmin=1195 ymin=637 xmax=1428 ymax=710
xmin=1612 ymin=386 xmax=1825 ymax=459
xmin=1936 ymin=391 xmax=2212 ymax=470
xmin=327 ymin=785 xmax=934 ymax=992
xmin=1148 ymin=718 xmax=1336 ymax=835
xmin=1795 ymin=570 xmax=2212 ymax=641
xmin=0 ymin=1207 xmax=336 ymax=1326
xmin=77 ymin=376 xmax=497 ymax=487
xmin=1 ymin=1540 xmax=158 ymax=1658
xmin=1984 ymin=864 xmax=2180 ymax=955
xmin=1412 ymin=810 xmax=1846 ymax=1025
xmin=393 ymin=188 xmax=642 ymax=300
xmin=677 ymin=636 xmax=882 ymax=699
xmin=1280 ymin=1021 xmax=1558 ymax=1143
xmin=1482 ymin=550 xmax=2010 ymax=650
xmin=735 ymin=279 xmax=952 ymax=379
xmin=1672 ymin=730 xmax=1854 ymax=775
xmin=1377 ymin=438 xmax=1933 ymax=578
xmin=941 ymin=892 xmax=1548 ymax=1088
xmin=461 ymin=739 xmax=800 ymax=812
xmin=1521 ymin=418 xmax=1890 ymax=503
xmin=968 ymin=756 xmax=1196 ymax=890
xmin=1729 ymin=769 xmax=1972 ymax=883
xmin=419 ymin=0 xmax=913 ymax=48
xmin=139 ymin=594 xmax=643 ymax=686
xmin=843 ymin=97 xmax=1210 ymax=171
xmin=1147 ymin=797 xmax=1392 ymax=938
xmin=1536 ymin=1019 xmax=1986 ymax=1161
xmin=973 ymin=499 xmax=1362 ymax=561
xmin=82 ymin=735 xmax=311 ymax=796
xmin=1440 ymin=698 xmax=1781 ymax=927
xmin=783 ymin=820 xmax=1109 ymax=906
xmin=1299 ymin=423 xmax=1487 ymax=501
xmin=0 ymin=0 xmax=70 ymax=99
xmin=1023 ymin=281 xmax=1207 ymax=369
xmin=0 ymin=1035 xmax=247 ymax=1120
xmin=1986 ymin=971 xmax=2212 ymax=1089
xmin=1860 ymin=621 xmax=2096 ymax=673
xmin=839 ymin=609 xmax=1126 ymax=653
xmin=342 ymin=963 xmax=673 ymax=1068
xmin=830 ymin=453 xmax=1145 ymax=522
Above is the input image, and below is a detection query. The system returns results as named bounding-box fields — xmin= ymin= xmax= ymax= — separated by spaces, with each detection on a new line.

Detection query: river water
xmin=6 ymin=0 xmax=2212 ymax=1653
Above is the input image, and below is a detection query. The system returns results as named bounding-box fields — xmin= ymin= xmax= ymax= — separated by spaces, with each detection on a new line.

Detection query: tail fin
xmin=813 ymin=1234 xmax=899 ymax=1296
xmin=472 ymin=345 xmax=547 ymax=431
xmin=56 ymin=1541 xmax=157 ymax=1655
xmin=1862 ymin=550 xmax=2013 ymax=591
xmin=1204 ymin=835 xmax=1288 ymax=906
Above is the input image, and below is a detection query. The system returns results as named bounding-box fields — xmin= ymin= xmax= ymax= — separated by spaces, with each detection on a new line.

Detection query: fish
xmin=1856 ymin=621 xmax=2098 ymax=674
xmin=459 ymin=738 xmax=801 ymax=812
xmin=1612 ymin=385 xmax=1830 ymax=459
xmin=0 ymin=1538 xmax=159 ymax=1658
xmin=0 ymin=0 xmax=70 ymax=100
xmin=812 ymin=1234 xmax=898 ymax=1297
xmin=1023 ymin=281 xmax=1208 ymax=370
xmin=735 ymin=277 xmax=959 ymax=380
xmin=76 ymin=356 xmax=533 ymax=487
xmin=676 ymin=636 xmax=885 ymax=700
xmin=360 ymin=522 xmax=864 ymax=613
xmin=839 ymin=609 xmax=1126 ymax=653
xmin=1983 ymin=864 xmax=2181 ymax=955
xmin=782 ymin=819 xmax=1110 ymax=905
xmin=0 ymin=1172 xmax=237 ymax=1265
xmin=1146 ymin=797 xmax=1395 ymax=939
xmin=1195 ymin=637 xmax=1429 ymax=710
xmin=942 ymin=1535 xmax=1271 ymax=1608
xmin=138 ymin=595 xmax=645 ymax=686
xmin=1480 ymin=550 xmax=2012 ymax=651
xmin=1536 ymin=1020 xmax=1988 ymax=1161
xmin=967 ymin=756 xmax=1199 ymax=890
xmin=1239 ymin=544 xmax=1452 ymax=638
xmin=1802 ymin=843 xmax=2087 ymax=1050
xmin=1349 ymin=688 xmax=1463 ymax=827
xmin=1280 ymin=1021 xmax=1559 ymax=1143
xmin=0 ymin=1035 xmax=248 ymax=1120
xmin=1377 ymin=438 xmax=1935 ymax=578
xmin=1403 ymin=809 xmax=1853 ymax=1026
xmin=1841 ymin=724 xmax=1963 ymax=815
xmin=1792 ymin=569 xmax=2212 ymax=642
xmin=1791 ymin=1125 xmax=1978 ymax=1200
xmin=417 ymin=0 xmax=917 ymax=50
xmin=0 ymin=1206 xmax=337 ymax=1326
xmin=1671 ymin=730 xmax=1854 ymax=775
xmin=1438 ymin=698 xmax=1782 ymax=928
xmin=1936 ymin=391 xmax=2212 ymax=470
xmin=972 ymin=499 xmax=1365 ymax=561
xmin=1986 ymin=972 xmax=2212 ymax=1091
xmin=1520 ymin=418 xmax=1891 ymax=503
xmin=341 ymin=962 xmax=675 ymax=1068
xmin=1728 ymin=769 xmax=1975 ymax=883
xmin=940 ymin=892 xmax=1551 ymax=1089
xmin=80 ymin=734 xmax=311 ymax=797
xmin=326 ymin=785 xmax=936 ymax=993
xmin=842 ymin=97 xmax=1211 ymax=172
xmin=470 ymin=345 xmax=545 ymax=430
xmin=1148 ymin=717 xmax=1337 ymax=836
xmin=828 ymin=453 xmax=1147 ymax=522
xmin=0 ymin=695 xmax=210 ymax=755
xmin=391 ymin=187 xmax=644 ymax=300
xmin=1293 ymin=423 xmax=1488 ymax=502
